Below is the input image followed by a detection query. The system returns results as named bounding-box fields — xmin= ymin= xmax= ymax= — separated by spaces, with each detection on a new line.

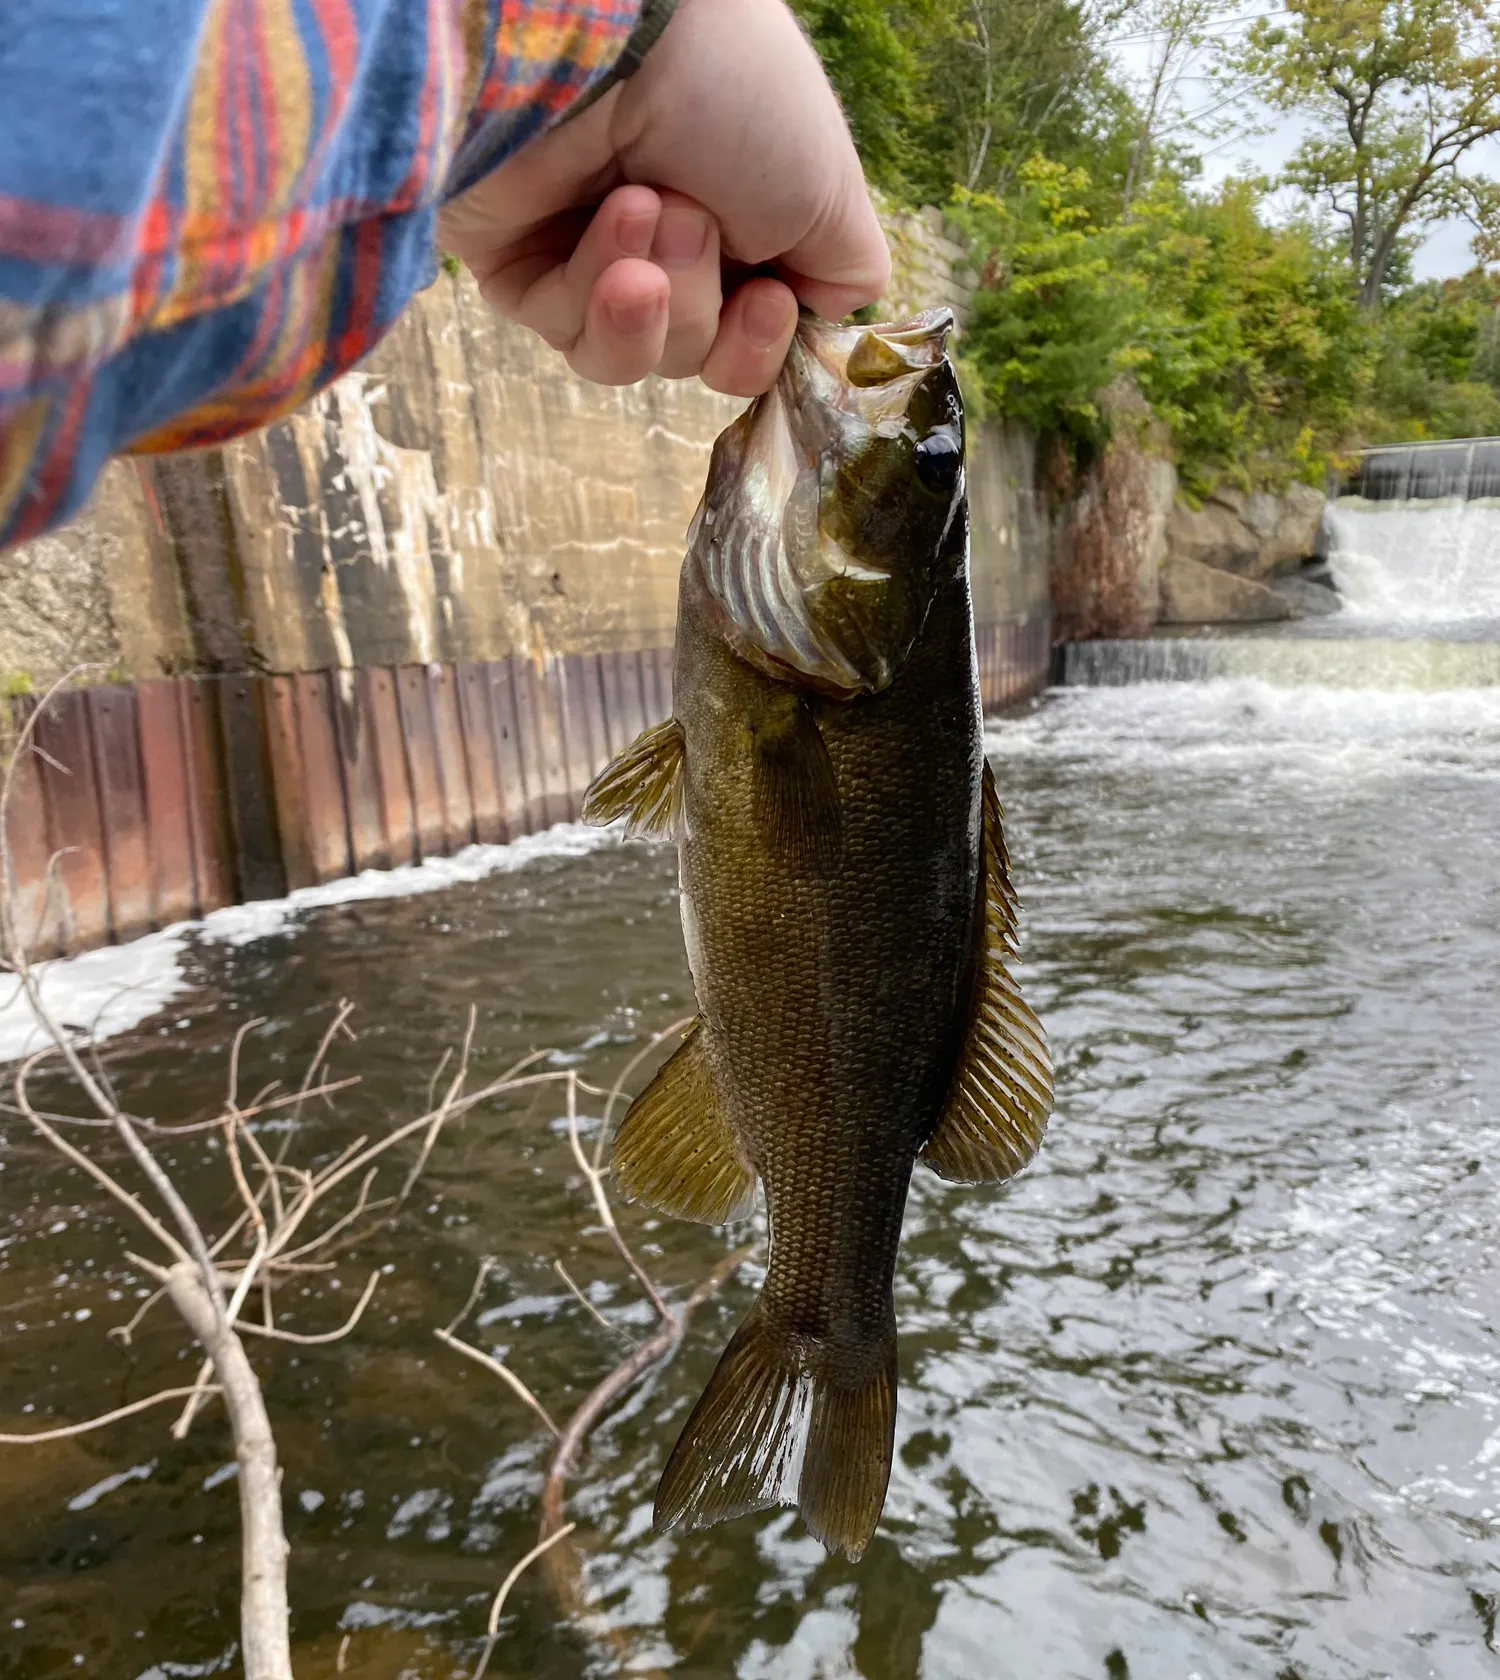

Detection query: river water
xmin=3 ymin=678 xmax=1500 ymax=1680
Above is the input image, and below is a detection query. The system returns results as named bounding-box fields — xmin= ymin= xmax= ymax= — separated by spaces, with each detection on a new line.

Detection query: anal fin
xmin=612 ymin=1021 xmax=757 ymax=1224
xmin=582 ymin=718 xmax=685 ymax=839
xmin=921 ymin=761 xmax=1054 ymax=1184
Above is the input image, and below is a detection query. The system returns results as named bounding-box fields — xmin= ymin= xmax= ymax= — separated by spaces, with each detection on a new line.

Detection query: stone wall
xmin=1 ymin=212 xmax=1055 ymax=957
xmin=0 ymin=463 xmax=193 ymax=693
xmin=2 ymin=213 xmax=1046 ymax=690
xmin=877 ymin=199 xmax=977 ymax=327
xmin=158 ymin=269 xmax=744 ymax=676
xmin=968 ymin=421 xmax=1051 ymax=628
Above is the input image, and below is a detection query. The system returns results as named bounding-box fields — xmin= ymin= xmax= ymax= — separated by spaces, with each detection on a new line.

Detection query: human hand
xmin=435 ymin=0 xmax=890 ymax=396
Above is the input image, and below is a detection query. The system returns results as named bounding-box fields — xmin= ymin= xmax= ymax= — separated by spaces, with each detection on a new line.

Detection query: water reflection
xmin=3 ymin=680 xmax=1499 ymax=1678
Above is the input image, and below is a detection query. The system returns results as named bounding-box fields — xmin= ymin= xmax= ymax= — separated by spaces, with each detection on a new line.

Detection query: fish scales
xmin=584 ymin=311 xmax=1053 ymax=1559
xmin=678 ymin=556 xmax=979 ymax=1356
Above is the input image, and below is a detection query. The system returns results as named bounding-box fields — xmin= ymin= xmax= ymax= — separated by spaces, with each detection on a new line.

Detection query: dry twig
xmin=471 ymin=1522 xmax=578 ymax=1680
xmin=0 ymin=679 xmax=574 ymax=1680
xmin=438 ymin=1066 xmax=758 ymax=1669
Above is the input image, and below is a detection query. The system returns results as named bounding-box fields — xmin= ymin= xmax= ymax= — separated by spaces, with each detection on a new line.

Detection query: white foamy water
xmin=988 ymin=676 xmax=1500 ymax=784
xmin=1326 ymin=499 xmax=1500 ymax=621
xmin=0 ymin=822 xmax=618 ymax=1062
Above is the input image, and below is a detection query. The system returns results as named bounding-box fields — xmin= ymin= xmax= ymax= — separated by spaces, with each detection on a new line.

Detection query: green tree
xmin=1366 ymin=269 xmax=1500 ymax=435
xmin=1235 ymin=0 xmax=1500 ymax=308
xmin=913 ymin=0 xmax=1127 ymax=201
xmin=953 ymin=160 xmax=1368 ymax=488
xmin=787 ymin=0 xmax=928 ymax=193
xmin=790 ymin=0 xmax=1132 ymax=205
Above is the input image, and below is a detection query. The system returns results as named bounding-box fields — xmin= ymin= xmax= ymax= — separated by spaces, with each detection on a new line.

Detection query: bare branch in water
xmin=0 ymin=1385 xmax=224 ymax=1444
xmin=565 ymin=1069 xmax=674 ymax=1323
xmin=236 ymin=1270 xmax=382 ymax=1344
xmin=471 ymin=1521 xmax=579 ymax=1680
xmin=554 ymin=1258 xmax=636 ymax=1345
xmin=435 ymin=1325 xmax=563 ymax=1439
xmin=0 ymin=679 xmax=564 ymax=1680
xmin=438 ymin=1053 xmax=757 ymax=1667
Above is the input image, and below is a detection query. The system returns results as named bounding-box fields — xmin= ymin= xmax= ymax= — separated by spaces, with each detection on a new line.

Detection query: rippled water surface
xmin=4 ymin=679 xmax=1500 ymax=1680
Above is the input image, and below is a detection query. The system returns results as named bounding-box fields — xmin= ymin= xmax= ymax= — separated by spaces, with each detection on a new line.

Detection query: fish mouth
xmin=784 ymin=310 xmax=955 ymax=422
xmin=690 ymin=309 xmax=960 ymax=698
xmin=793 ymin=308 xmax=955 ymax=388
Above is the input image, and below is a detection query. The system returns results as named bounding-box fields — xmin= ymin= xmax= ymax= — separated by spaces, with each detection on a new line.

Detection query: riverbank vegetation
xmin=793 ymin=0 xmax=1500 ymax=487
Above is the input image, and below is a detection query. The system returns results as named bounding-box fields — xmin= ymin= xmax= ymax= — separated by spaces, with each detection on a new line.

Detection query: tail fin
xmin=654 ymin=1301 xmax=897 ymax=1561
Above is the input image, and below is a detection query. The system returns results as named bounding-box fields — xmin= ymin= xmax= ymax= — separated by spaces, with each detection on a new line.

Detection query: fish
xmin=582 ymin=309 xmax=1053 ymax=1560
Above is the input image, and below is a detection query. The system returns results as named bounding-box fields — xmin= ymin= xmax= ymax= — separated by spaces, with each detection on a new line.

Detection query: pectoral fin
xmin=582 ymin=718 xmax=685 ymax=839
xmin=750 ymin=696 xmax=843 ymax=875
xmin=921 ymin=762 xmax=1054 ymax=1183
xmin=611 ymin=1021 xmax=757 ymax=1224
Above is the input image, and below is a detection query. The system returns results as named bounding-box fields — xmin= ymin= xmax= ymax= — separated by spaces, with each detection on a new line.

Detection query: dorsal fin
xmin=920 ymin=762 xmax=1053 ymax=1183
xmin=582 ymin=718 xmax=685 ymax=839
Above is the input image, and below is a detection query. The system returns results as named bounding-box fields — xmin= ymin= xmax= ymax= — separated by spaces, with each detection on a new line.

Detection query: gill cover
xmin=690 ymin=310 xmax=965 ymax=697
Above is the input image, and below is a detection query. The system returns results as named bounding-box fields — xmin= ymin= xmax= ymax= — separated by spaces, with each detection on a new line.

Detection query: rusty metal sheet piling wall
xmin=4 ymin=627 xmax=1048 ymax=960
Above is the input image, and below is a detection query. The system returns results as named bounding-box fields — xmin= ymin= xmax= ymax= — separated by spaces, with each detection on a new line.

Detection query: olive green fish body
xmin=677 ymin=549 xmax=981 ymax=1372
xmin=584 ymin=312 xmax=1053 ymax=1559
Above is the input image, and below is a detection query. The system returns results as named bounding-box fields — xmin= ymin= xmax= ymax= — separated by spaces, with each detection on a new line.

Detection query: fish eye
xmin=913 ymin=427 xmax=962 ymax=496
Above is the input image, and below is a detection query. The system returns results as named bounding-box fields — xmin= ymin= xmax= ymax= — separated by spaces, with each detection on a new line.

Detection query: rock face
xmin=1 ymin=228 xmax=1047 ymax=687
xmin=1160 ymin=557 xmax=1294 ymax=624
xmin=1266 ymin=572 xmax=1341 ymax=616
xmin=1148 ymin=479 xmax=1332 ymax=626
xmin=0 ymin=463 xmax=192 ymax=690
xmin=1049 ymin=395 xmax=1179 ymax=640
xmin=1165 ymin=483 xmax=1326 ymax=580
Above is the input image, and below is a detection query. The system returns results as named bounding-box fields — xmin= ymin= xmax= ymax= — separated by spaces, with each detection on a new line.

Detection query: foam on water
xmin=0 ymin=821 xmax=617 ymax=1062
xmin=988 ymin=676 xmax=1500 ymax=783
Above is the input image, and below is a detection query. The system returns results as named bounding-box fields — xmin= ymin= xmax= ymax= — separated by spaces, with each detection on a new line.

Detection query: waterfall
xmin=1326 ymin=502 xmax=1500 ymax=621
xmin=1058 ymin=438 xmax=1500 ymax=693
xmin=1061 ymin=634 xmax=1500 ymax=689
xmin=1325 ymin=437 xmax=1500 ymax=622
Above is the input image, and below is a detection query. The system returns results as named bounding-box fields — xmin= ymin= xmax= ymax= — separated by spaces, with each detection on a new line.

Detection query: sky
xmin=1109 ymin=4 xmax=1500 ymax=281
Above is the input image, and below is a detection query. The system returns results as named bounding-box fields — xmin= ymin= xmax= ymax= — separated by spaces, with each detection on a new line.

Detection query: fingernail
xmin=618 ymin=212 xmax=656 ymax=259
xmin=652 ymin=206 xmax=710 ymax=271
xmin=606 ymin=293 xmax=662 ymax=337
xmin=743 ymin=290 xmax=791 ymax=351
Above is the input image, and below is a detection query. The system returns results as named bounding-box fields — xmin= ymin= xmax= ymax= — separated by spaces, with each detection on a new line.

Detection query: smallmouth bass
xmin=584 ymin=310 xmax=1053 ymax=1559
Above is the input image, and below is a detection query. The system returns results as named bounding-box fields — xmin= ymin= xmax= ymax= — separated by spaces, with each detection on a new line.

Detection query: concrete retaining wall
xmin=4 ymin=232 xmax=1052 ymax=957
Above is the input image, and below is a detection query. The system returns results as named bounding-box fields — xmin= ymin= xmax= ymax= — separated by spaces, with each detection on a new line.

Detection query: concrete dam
xmin=1062 ymin=437 xmax=1500 ymax=690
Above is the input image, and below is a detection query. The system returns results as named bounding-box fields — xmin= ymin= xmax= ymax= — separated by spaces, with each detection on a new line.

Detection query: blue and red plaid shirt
xmin=0 ymin=0 xmax=641 ymax=550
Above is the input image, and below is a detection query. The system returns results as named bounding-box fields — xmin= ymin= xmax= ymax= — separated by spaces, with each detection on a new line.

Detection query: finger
xmin=567 ymin=257 xmax=671 ymax=385
xmin=487 ymin=184 xmax=662 ymax=351
xmin=698 ymin=277 xmax=799 ymax=398
xmin=650 ymin=193 xmax=722 ymax=380
xmin=779 ymin=175 xmax=891 ymax=323
xmin=616 ymin=0 xmax=891 ymax=325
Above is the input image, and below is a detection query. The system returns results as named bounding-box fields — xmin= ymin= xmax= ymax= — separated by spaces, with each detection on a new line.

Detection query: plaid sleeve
xmin=0 ymin=0 xmax=641 ymax=550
